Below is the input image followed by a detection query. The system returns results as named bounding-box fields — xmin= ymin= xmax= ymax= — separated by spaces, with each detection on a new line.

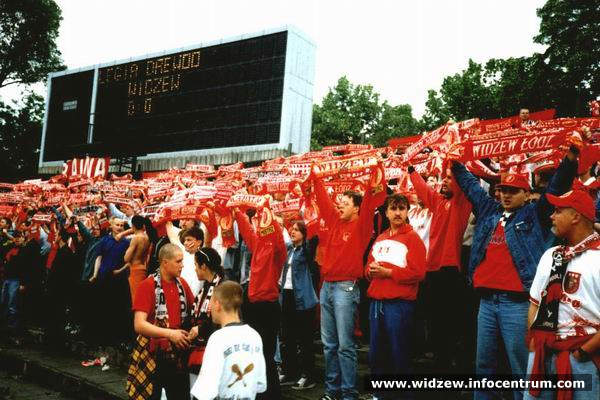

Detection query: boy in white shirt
xmin=191 ymin=281 xmax=266 ymax=400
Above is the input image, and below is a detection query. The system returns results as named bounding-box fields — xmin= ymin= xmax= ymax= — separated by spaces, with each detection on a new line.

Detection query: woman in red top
xmin=234 ymin=204 xmax=287 ymax=400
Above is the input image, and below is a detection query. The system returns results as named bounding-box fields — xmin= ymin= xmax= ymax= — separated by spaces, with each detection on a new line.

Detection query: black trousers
xmin=426 ymin=266 xmax=471 ymax=370
xmin=94 ymin=273 xmax=132 ymax=345
xmin=243 ymin=299 xmax=281 ymax=400
xmin=149 ymin=361 xmax=190 ymax=400
xmin=280 ymin=289 xmax=316 ymax=379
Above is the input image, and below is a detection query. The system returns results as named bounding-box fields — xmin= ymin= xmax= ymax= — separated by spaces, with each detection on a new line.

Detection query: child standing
xmin=190 ymin=281 xmax=266 ymax=400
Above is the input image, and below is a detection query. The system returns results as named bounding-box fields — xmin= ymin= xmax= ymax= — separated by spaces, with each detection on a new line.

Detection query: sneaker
xmin=291 ymin=375 xmax=316 ymax=390
xmin=319 ymin=395 xmax=338 ymax=400
xmin=279 ymin=374 xmax=297 ymax=386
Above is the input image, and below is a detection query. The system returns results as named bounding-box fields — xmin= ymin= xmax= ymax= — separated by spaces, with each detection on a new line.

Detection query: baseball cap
xmin=496 ymin=174 xmax=531 ymax=191
xmin=546 ymin=190 xmax=596 ymax=221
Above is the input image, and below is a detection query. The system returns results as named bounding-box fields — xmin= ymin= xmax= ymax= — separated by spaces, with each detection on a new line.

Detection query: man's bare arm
xmin=134 ymin=311 xmax=190 ymax=349
xmin=89 ymin=255 xmax=102 ymax=282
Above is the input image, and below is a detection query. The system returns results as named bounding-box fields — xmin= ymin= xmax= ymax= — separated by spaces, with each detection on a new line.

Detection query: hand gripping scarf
xmin=528 ymin=232 xmax=600 ymax=400
xmin=126 ymin=273 xmax=189 ymax=400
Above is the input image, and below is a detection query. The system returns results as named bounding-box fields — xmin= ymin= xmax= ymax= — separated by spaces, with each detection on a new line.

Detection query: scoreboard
xmin=39 ymin=27 xmax=315 ymax=172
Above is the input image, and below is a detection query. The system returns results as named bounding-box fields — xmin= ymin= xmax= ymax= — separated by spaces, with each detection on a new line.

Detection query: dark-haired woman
xmin=188 ymin=247 xmax=225 ymax=389
xmin=279 ymin=221 xmax=319 ymax=390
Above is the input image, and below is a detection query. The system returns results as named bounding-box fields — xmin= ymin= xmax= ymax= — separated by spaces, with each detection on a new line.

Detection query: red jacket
xmin=313 ymin=175 xmax=385 ymax=282
xmin=366 ymin=224 xmax=427 ymax=300
xmin=409 ymin=171 xmax=471 ymax=272
xmin=235 ymin=210 xmax=287 ymax=303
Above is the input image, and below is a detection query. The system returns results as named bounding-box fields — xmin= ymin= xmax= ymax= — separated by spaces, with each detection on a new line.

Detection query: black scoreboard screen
xmin=43 ymin=31 xmax=288 ymax=161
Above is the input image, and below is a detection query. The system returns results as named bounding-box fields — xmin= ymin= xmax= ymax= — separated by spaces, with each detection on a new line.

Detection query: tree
xmin=534 ymin=0 xmax=600 ymax=116
xmin=370 ymin=103 xmax=419 ymax=148
xmin=419 ymin=60 xmax=498 ymax=129
xmin=484 ymin=55 xmax=562 ymax=117
xmin=311 ymin=76 xmax=419 ymax=149
xmin=419 ymin=90 xmax=450 ymax=132
xmin=311 ymin=76 xmax=382 ymax=149
xmin=418 ymin=0 xmax=600 ymax=127
xmin=0 ymin=92 xmax=45 ymax=181
xmin=0 ymin=0 xmax=64 ymax=89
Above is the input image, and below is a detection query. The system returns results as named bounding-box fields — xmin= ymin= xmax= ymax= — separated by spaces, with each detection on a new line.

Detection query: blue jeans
xmin=523 ymin=351 xmax=599 ymax=400
xmin=370 ymin=299 xmax=415 ymax=400
xmin=320 ymin=280 xmax=360 ymax=400
xmin=1 ymin=279 xmax=20 ymax=332
xmin=475 ymin=294 xmax=529 ymax=400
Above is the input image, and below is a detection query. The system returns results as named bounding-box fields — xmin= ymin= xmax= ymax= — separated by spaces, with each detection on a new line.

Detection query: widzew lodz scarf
xmin=188 ymin=273 xmax=223 ymax=370
xmin=152 ymin=272 xmax=189 ymax=369
xmin=528 ymin=232 xmax=600 ymax=400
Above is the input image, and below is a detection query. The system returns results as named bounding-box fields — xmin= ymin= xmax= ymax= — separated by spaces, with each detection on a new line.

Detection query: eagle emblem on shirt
xmin=564 ymin=271 xmax=581 ymax=294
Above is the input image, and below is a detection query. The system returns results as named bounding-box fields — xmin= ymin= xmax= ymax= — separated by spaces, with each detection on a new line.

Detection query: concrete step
xmin=0 ymin=344 xmax=125 ymax=400
xmin=1 ymin=328 xmax=458 ymax=400
xmin=0 ymin=369 xmax=74 ymax=400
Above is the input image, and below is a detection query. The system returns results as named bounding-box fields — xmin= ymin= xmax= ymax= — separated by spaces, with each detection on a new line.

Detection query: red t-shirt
xmin=473 ymin=222 xmax=524 ymax=292
xmin=235 ymin=210 xmax=287 ymax=303
xmin=409 ymin=171 xmax=472 ymax=272
xmin=133 ymin=276 xmax=194 ymax=329
xmin=313 ymin=176 xmax=385 ymax=282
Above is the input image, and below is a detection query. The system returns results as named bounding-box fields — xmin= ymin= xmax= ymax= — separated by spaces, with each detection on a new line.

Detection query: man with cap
xmin=525 ymin=190 xmax=600 ymax=400
xmin=451 ymin=148 xmax=578 ymax=400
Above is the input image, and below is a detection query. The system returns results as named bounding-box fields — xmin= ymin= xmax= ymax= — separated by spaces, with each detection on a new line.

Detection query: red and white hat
xmin=546 ymin=190 xmax=596 ymax=221
xmin=497 ymin=173 xmax=531 ymax=191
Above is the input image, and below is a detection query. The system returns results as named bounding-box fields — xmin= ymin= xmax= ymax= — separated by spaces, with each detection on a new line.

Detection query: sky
xmin=25 ymin=0 xmax=548 ymax=117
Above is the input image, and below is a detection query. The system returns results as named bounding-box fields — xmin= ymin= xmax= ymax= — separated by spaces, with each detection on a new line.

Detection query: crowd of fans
xmin=1 ymin=110 xmax=600 ymax=400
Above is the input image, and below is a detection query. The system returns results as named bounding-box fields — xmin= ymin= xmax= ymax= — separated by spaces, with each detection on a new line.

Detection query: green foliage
xmin=311 ymin=76 xmax=419 ymax=149
xmin=0 ymin=92 xmax=45 ymax=181
xmin=0 ymin=0 xmax=64 ymax=181
xmin=534 ymin=0 xmax=600 ymax=115
xmin=0 ymin=0 xmax=65 ymax=88
xmin=371 ymin=103 xmax=419 ymax=148
xmin=419 ymin=0 xmax=600 ymax=126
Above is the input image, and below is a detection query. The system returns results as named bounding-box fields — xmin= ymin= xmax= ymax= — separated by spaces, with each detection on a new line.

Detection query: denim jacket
xmin=279 ymin=241 xmax=319 ymax=310
xmin=451 ymin=157 xmax=577 ymax=291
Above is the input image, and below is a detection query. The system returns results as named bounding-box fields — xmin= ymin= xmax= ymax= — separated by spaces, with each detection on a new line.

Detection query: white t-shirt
xmin=529 ymin=247 xmax=600 ymax=339
xmin=283 ymin=250 xmax=294 ymax=290
xmin=408 ymin=205 xmax=432 ymax=254
xmin=181 ymin=249 xmax=201 ymax=296
xmin=191 ymin=323 xmax=266 ymax=400
xmin=170 ymin=224 xmax=204 ymax=296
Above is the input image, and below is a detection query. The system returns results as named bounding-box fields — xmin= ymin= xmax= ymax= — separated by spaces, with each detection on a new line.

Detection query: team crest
xmin=564 ymin=271 xmax=581 ymax=294
xmin=220 ymin=214 xmax=232 ymax=230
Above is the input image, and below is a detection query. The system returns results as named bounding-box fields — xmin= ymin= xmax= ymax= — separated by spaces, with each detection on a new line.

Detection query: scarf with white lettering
xmin=153 ymin=272 xmax=189 ymax=368
xmin=188 ymin=273 xmax=223 ymax=370
xmin=191 ymin=273 xmax=222 ymax=328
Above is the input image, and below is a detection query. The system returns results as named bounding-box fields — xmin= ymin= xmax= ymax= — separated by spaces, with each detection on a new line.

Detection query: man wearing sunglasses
xmin=450 ymin=147 xmax=578 ymax=400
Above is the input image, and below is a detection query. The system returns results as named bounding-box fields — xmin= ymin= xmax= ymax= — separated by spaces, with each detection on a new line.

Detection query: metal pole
xmin=87 ymin=67 xmax=99 ymax=144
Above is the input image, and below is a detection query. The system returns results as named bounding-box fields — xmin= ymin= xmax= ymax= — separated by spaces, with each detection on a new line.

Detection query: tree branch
xmin=0 ymin=79 xmax=25 ymax=89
